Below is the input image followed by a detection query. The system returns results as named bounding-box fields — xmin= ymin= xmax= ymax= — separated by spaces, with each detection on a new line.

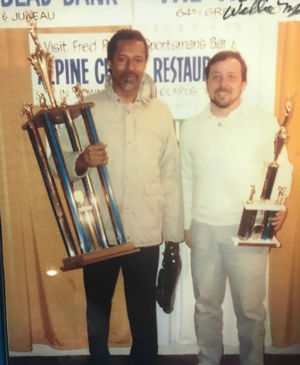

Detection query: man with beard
xmin=63 ymin=29 xmax=183 ymax=365
xmin=180 ymin=51 xmax=292 ymax=365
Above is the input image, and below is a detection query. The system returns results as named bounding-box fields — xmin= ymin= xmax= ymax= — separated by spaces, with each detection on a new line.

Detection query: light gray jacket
xmin=61 ymin=74 xmax=184 ymax=247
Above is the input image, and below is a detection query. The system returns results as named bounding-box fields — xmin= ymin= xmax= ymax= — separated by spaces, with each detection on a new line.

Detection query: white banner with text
xmin=1 ymin=0 xmax=299 ymax=28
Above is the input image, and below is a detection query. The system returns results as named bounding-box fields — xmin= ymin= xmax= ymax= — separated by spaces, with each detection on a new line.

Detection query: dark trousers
xmin=83 ymin=245 xmax=160 ymax=365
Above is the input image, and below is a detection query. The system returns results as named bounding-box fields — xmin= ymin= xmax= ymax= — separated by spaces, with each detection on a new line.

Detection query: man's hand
xmin=271 ymin=210 xmax=287 ymax=232
xmin=184 ymin=230 xmax=191 ymax=248
xmin=75 ymin=143 xmax=108 ymax=175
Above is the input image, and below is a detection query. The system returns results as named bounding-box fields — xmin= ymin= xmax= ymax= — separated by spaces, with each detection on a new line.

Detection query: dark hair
xmin=205 ymin=51 xmax=247 ymax=82
xmin=107 ymin=29 xmax=149 ymax=61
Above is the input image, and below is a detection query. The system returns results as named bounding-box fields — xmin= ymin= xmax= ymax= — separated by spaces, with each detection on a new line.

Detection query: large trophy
xmin=21 ymin=21 xmax=139 ymax=271
xmin=234 ymin=98 xmax=293 ymax=248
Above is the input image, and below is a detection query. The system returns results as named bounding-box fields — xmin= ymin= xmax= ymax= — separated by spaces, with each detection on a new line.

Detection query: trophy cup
xmin=234 ymin=98 xmax=293 ymax=248
xmin=21 ymin=21 xmax=139 ymax=271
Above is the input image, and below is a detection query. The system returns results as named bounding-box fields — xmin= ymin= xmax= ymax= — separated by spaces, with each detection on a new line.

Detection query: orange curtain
xmin=0 ymin=27 xmax=131 ymax=352
xmin=269 ymin=21 xmax=300 ymax=347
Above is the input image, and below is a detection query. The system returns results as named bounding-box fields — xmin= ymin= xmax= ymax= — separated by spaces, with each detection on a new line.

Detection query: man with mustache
xmin=63 ymin=29 xmax=183 ymax=365
xmin=180 ymin=51 xmax=292 ymax=365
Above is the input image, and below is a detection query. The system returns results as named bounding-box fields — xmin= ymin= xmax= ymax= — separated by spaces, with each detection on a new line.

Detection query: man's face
xmin=206 ymin=57 xmax=246 ymax=111
xmin=108 ymin=39 xmax=147 ymax=95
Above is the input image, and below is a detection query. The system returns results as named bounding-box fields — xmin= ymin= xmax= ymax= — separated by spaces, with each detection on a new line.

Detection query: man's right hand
xmin=75 ymin=143 xmax=108 ymax=175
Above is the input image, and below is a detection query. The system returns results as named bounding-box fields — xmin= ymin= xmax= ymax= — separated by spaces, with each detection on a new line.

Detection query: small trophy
xmin=234 ymin=98 xmax=293 ymax=248
xmin=21 ymin=20 xmax=139 ymax=271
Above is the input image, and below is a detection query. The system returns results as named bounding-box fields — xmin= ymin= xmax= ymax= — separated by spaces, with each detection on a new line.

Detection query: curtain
xmin=269 ymin=21 xmax=300 ymax=347
xmin=0 ymin=27 xmax=131 ymax=352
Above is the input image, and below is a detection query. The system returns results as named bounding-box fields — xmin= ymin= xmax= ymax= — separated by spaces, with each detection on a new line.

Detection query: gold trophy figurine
xmin=27 ymin=18 xmax=57 ymax=109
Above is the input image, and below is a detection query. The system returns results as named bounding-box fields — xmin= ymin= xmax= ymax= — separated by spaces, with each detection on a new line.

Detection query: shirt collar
xmin=205 ymin=100 xmax=248 ymax=123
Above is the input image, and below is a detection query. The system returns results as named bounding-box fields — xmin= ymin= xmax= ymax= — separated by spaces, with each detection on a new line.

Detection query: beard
xmin=119 ymin=71 xmax=139 ymax=91
xmin=211 ymin=88 xmax=242 ymax=109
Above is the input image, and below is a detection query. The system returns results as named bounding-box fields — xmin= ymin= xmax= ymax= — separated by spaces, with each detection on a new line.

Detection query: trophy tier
xmin=232 ymin=236 xmax=281 ymax=248
xmin=234 ymin=201 xmax=286 ymax=248
xmin=22 ymin=102 xmax=95 ymax=130
xmin=61 ymin=243 xmax=139 ymax=271
xmin=22 ymin=102 xmax=140 ymax=271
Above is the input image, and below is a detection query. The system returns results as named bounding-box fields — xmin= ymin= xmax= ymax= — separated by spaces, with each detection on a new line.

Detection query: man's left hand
xmin=271 ymin=210 xmax=287 ymax=232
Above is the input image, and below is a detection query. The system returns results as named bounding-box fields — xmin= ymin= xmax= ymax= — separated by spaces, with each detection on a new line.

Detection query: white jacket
xmin=60 ymin=74 xmax=184 ymax=247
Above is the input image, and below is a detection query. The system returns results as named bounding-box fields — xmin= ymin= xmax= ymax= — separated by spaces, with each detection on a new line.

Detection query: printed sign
xmin=29 ymin=32 xmax=114 ymax=105
xmin=30 ymin=21 xmax=278 ymax=120
xmin=0 ymin=0 xmax=132 ymax=28
xmin=133 ymin=0 xmax=300 ymax=25
xmin=138 ymin=22 xmax=278 ymax=118
xmin=2 ymin=1 xmax=299 ymax=29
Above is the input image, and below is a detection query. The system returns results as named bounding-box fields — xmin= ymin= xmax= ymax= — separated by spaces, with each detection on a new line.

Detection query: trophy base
xmin=244 ymin=202 xmax=285 ymax=211
xmin=232 ymin=236 xmax=280 ymax=248
xmin=61 ymin=242 xmax=140 ymax=271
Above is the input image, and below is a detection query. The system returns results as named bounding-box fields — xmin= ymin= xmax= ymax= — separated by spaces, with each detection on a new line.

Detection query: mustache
xmin=215 ymin=88 xmax=231 ymax=93
xmin=121 ymin=71 xmax=138 ymax=79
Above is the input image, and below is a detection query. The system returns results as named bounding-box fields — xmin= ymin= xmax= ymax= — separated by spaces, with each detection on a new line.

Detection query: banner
xmin=133 ymin=0 xmax=300 ymax=24
xmin=139 ymin=22 xmax=278 ymax=119
xmin=0 ymin=0 xmax=132 ymax=28
xmin=29 ymin=32 xmax=114 ymax=105
xmin=29 ymin=21 xmax=278 ymax=120
xmin=1 ymin=1 xmax=299 ymax=29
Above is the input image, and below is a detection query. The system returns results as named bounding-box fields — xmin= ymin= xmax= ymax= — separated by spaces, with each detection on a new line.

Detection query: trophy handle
xmin=260 ymin=163 xmax=278 ymax=201
xmin=237 ymin=209 xmax=257 ymax=240
xmin=261 ymin=211 xmax=276 ymax=240
xmin=81 ymin=106 xmax=126 ymax=244
xmin=26 ymin=120 xmax=78 ymax=257
xmin=63 ymin=108 xmax=109 ymax=249
xmin=44 ymin=114 xmax=91 ymax=253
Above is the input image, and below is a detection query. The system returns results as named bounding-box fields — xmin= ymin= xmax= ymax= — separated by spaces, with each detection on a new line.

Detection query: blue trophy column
xmin=0 ymin=212 xmax=9 ymax=365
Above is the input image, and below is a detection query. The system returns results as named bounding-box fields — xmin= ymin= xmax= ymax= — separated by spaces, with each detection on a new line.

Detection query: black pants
xmin=83 ymin=245 xmax=160 ymax=365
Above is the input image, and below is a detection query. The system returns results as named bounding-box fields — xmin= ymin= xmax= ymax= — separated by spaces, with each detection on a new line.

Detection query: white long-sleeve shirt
xmin=180 ymin=102 xmax=293 ymax=229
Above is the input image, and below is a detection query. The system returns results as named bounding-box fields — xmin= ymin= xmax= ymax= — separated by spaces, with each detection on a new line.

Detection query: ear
xmin=241 ymin=81 xmax=247 ymax=92
xmin=108 ymin=59 xmax=112 ymax=69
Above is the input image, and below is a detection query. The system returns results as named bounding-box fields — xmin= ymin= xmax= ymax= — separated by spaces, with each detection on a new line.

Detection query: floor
xmin=8 ymin=354 xmax=300 ymax=364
